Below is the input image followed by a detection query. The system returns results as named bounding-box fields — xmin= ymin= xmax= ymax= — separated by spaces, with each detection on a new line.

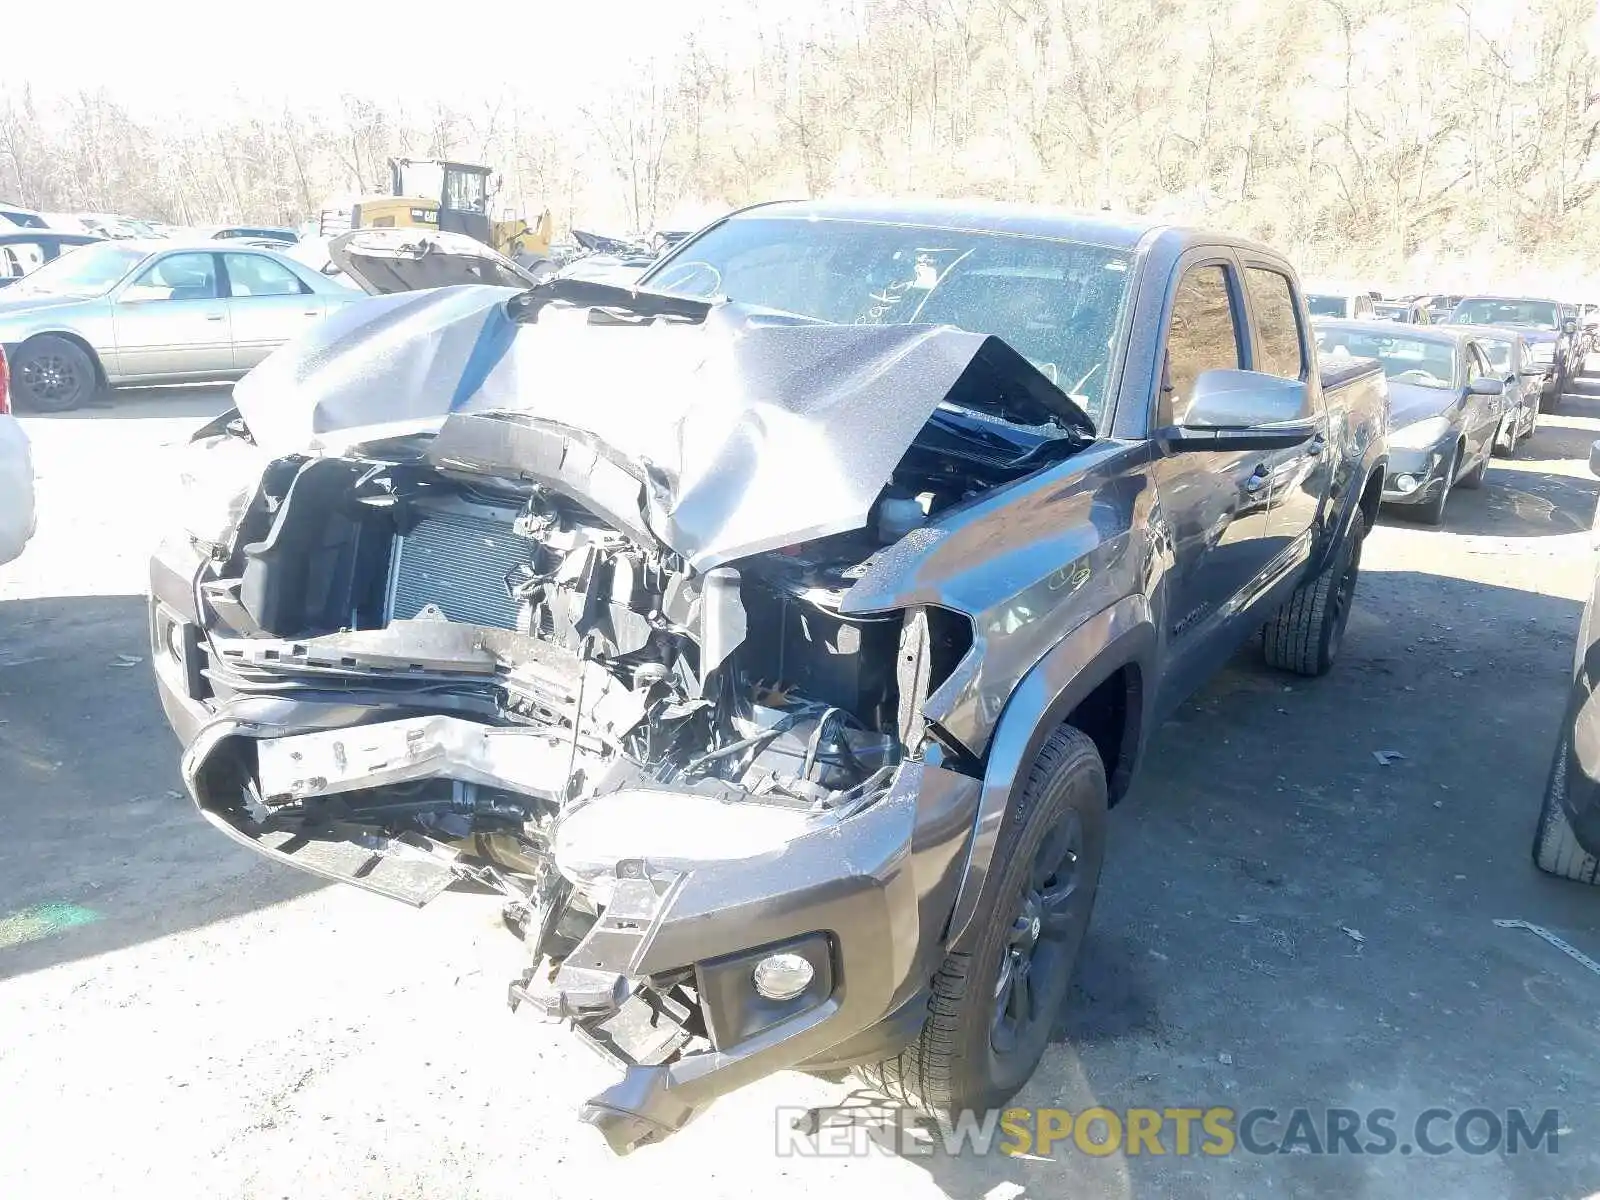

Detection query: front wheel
xmin=10 ymin=335 xmax=99 ymax=412
xmin=1414 ymin=448 xmax=1457 ymax=526
xmin=1458 ymin=443 xmax=1488 ymax=488
xmin=1262 ymin=514 xmax=1365 ymax=676
xmin=859 ymin=725 xmax=1107 ymax=1118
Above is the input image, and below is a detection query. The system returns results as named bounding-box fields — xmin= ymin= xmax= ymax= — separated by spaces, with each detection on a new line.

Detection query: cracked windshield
xmin=649 ymin=217 xmax=1132 ymax=424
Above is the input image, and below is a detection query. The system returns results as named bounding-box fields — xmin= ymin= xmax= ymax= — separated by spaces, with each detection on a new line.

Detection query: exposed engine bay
xmin=196 ymin=398 xmax=1076 ymax=900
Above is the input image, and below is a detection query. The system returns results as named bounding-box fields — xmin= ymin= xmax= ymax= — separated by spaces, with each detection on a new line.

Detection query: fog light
xmin=1396 ymin=474 xmax=1419 ymax=494
xmin=752 ymin=952 xmax=814 ymax=1001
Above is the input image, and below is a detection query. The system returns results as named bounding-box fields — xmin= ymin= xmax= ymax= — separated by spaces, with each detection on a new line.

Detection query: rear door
xmin=1243 ymin=264 xmax=1329 ymax=562
xmin=1150 ymin=252 xmax=1279 ymax=698
xmin=221 ymin=252 xmax=326 ymax=369
xmin=110 ymin=251 xmax=231 ymax=377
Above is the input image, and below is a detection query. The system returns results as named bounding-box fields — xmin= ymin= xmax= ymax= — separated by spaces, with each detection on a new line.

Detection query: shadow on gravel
xmin=22 ymin=384 xmax=235 ymax=421
xmin=1545 ymin=374 xmax=1600 ymax=420
xmin=1509 ymin=418 xmax=1597 ymax=464
xmin=0 ymin=593 xmax=319 ymax=982
xmin=880 ymin=570 xmax=1596 ymax=1199
xmin=1412 ymin=465 xmax=1600 ymax=537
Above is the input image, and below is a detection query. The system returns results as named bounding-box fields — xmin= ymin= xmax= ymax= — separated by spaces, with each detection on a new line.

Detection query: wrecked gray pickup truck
xmin=149 ymin=199 xmax=1388 ymax=1152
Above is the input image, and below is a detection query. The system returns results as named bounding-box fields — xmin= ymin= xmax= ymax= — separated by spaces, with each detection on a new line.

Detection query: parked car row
xmin=1311 ymin=305 xmax=1573 ymax=524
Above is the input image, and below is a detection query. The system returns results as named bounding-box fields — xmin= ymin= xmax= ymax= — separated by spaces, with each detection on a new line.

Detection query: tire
xmin=10 ymin=335 xmax=98 ymax=412
xmin=1533 ymin=739 xmax=1600 ymax=884
xmin=1458 ymin=443 xmax=1487 ymax=488
xmin=1494 ymin=419 xmax=1518 ymax=458
xmin=1412 ymin=448 xmax=1457 ymax=526
xmin=1262 ymin=513 xmax=1365 ymax=676
xmin=859 ymin=725 xmax=1107 ymax=1119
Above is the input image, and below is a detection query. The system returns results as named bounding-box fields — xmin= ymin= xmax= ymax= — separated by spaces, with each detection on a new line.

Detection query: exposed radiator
xmin=386 ymin=507 xmax=528 ymax=630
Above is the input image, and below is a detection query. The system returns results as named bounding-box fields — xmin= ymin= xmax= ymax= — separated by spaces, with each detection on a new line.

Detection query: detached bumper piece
xmin=202 ymin=811 xmax=461 ymax=907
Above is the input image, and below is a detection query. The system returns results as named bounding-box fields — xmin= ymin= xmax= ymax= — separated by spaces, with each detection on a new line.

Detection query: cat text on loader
xmin=327 ymin=159 xmax=553 ymax=267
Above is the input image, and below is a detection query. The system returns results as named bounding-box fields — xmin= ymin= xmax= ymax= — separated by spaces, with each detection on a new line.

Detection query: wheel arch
xmin=15 ymin=329 xmax=108 ymax=389
xmin=1357 ymin=461 xmax=1385 ymax=532
xmin=942 ymin=595 xmax=1155 ymax=954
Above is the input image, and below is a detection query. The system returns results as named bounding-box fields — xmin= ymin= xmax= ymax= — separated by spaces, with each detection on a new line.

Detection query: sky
xmin=1 ymin=0 xmax=852 ymax=120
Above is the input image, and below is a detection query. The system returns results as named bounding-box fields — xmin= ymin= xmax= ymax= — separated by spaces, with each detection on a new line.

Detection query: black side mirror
xmin=1564 ymin=318 xmax=1578 ymax=335
xmin=1467 ymin=377 xmax=1503 ymax=396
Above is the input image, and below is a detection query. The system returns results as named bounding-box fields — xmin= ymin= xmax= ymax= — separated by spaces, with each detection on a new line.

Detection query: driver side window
xmin=1162 ymin=264 xmax=1242 ymax=425
xmin=121 ymin=252 xmax=219 ymax=303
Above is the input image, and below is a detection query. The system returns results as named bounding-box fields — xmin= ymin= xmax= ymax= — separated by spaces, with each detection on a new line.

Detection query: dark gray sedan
xmin=1464 ymin=327 xmax=1546 ymax=456
xmin=1315 ymin=321 xmax=1506 ymax=524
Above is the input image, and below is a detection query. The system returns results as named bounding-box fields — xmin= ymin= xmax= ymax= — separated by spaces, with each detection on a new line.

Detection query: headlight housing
xmin=1389 ymin=415 xmax=1454 ymax=450
xmin=172 ymin=433 xmax=270 ymax=556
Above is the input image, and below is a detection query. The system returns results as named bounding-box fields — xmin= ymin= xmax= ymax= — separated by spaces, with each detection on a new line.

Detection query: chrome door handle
xmin=302 ymin=310 xmax=320 ymax=317
xmin=204 ymin=313 xmax=224 ymax=321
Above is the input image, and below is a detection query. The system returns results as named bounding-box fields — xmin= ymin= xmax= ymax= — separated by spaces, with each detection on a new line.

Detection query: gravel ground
xmin=2 ymin=381 xmax=1599 ymax=1199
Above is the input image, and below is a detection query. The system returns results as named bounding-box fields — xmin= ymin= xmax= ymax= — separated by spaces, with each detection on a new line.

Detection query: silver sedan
xmin=0 ymin=240 xmax=363 ymax=411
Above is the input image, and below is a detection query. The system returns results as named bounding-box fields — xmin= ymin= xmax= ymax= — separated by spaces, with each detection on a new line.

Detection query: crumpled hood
xmin=232 ymin=282 xmax=1092 ymax=570
xmin=1387 ymin=380 xmax=1462 ymax=428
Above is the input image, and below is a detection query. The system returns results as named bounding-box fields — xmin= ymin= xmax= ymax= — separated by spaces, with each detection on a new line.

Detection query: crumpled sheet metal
xmin=232 ymin=287 xmax=1015 ymax=570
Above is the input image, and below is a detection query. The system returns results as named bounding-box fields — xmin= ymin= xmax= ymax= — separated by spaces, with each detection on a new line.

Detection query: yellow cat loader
xmin=321 ymin=159 xmax=553 ymax=265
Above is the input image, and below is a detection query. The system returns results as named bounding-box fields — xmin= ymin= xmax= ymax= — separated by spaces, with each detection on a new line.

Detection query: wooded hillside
xmin=4 ymin=0 xmax=1596 ymax=288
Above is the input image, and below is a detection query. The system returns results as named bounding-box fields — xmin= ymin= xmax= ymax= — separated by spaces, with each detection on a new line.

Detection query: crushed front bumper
xmin=178 ymin=702 xmax=981 ymax=1153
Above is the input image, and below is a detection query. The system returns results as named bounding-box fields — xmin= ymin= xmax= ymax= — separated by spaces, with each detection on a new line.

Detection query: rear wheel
xmin=1533 ymin=739 xmax=1600 ymax=885
xmin=10 ymin=335 xmax=98 ymax=412
xmin=859 ymin=726 xmax=1107 ymax=1118
xmin=1262 ymin=514 xmax=1364 ymax=676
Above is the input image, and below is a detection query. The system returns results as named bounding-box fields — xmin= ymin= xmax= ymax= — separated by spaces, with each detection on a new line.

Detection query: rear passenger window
xmin=1245 ymin=268 xmax=1305 ymax=380
xmin=1163 ymin=264 xmax=1242 ymax=424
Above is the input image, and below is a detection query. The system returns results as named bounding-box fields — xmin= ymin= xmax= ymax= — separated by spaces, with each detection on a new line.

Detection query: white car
xmin=0 ymin=347 xmax=37 ymax=565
